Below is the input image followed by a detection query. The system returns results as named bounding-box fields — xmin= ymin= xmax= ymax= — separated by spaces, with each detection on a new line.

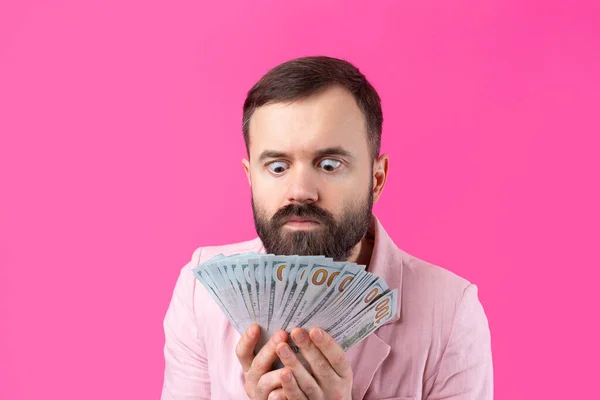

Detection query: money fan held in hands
xmin=192 ymin=253 xmax=397 ymax=362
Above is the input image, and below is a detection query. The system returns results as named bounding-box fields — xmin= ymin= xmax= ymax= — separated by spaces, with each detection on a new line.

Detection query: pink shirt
xmin=161 ymin=216 xmax=493 ymax=399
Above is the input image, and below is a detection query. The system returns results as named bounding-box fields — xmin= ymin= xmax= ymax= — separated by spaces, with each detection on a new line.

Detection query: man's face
xmin=242 ymin=86 xmax=381 ymax=261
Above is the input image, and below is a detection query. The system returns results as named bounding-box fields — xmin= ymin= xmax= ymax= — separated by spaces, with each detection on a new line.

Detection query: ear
xmin=372 ymin=154 xmax=389 ymax=204
xmin=242 ymin=158 xmax=252 ymax=186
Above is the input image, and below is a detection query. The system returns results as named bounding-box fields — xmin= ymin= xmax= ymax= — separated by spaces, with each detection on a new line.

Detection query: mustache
xmin=271 ymin=203 xmax=336 ymax=227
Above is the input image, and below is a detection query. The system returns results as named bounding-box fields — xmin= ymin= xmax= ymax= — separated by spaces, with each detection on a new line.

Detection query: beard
xmin=252 ymin=190 xmax=373 ymax=261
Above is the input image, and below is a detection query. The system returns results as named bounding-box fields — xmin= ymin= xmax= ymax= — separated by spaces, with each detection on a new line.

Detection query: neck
xmin=347 ymin=236 xmax=374 ymax=268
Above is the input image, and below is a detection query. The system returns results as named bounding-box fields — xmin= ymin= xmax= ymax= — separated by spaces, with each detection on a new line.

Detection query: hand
xmin=275 ymin=327 xmax=353 ymax=400
xmin=236 ymin=324 xmax=290 ymax=400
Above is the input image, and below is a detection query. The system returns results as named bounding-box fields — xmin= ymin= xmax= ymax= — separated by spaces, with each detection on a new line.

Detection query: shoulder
xmin=400 ymin=248 xmax=488 ymax=321
xmin=187 ymin=237 xmax=263 ymax=268
xmin=173 ymin=237 xmax=262 ymax=296
xmin=399 ymin=248 xmax=473 ymax=308
xmin=394 ymin=248 xmax=489 ymax=369
xmin=398 ymin=251 xmax=493 ymax=387
xmin=395 ymin=249 xmax=481 ymax=346
xmin=170 ymin=237 xmax=263 ymax=324
xmin=172 ymin=237 xmax=262 ymax=284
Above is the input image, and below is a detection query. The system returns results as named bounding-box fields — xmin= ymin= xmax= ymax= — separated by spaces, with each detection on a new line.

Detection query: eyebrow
xmin=258 ymin=146 xmax=354 ymax=162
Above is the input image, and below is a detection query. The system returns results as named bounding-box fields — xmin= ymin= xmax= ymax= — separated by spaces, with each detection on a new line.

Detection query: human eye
xmin=266 ymin=160 xmax=290 ymax=175
xmin=318 ymin=158 xmax=342 ymax=172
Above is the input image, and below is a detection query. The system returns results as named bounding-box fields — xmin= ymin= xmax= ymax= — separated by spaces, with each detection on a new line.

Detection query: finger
xmin=247 ymin=330 xmax=289 ymax=385
xmin=235 ymin=324 xmax=260 ymax=373
xmin=276 ymin=342 xmax=323 ymax=399
xmin=254 ymin=370 xmax=284 ymax=400
xmin=309 ymin=327 xmax=352 ymax=379
xmin=291 ymin=328 xmax=338 ymax=381
xmin=280 ymin=368 xmax=308 ymax=400
xmin=267 ymin=388 xmax=286 ymax=400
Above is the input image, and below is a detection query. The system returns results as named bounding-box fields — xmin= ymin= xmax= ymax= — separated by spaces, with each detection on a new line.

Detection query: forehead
xmin=247 ymin=85 xmax=369 ymax=158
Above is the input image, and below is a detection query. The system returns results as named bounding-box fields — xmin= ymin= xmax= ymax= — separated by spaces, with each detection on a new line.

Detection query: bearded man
xmin=161 ymin=56 xmax=493 ymax=400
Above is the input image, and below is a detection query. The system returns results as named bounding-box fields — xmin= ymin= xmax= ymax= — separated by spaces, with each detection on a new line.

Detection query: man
xmin=161 ymin=56 xmax=493 ymax=399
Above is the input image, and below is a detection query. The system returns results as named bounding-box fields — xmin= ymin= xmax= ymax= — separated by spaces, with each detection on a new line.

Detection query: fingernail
xmin=279 ymin=345 xmax=291 ymax=358
xmin=282 ymin=372 xmax=292 ymax=383
xmin=293 ymin=329 xmax=306 ymax=342
xmin=312 ymin=328 xmax=324 ymax=342
xmin=273 ymin=331 xmax=283 ymax=344
xmin=248 ymin=325 xmax=257 ymax=339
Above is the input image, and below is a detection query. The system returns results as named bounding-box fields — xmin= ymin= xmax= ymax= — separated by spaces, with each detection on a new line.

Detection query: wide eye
xmin=267 ymin=161 xmax=290 ymax=174
xmin=318 ymin=158 xmax=342 ymax=172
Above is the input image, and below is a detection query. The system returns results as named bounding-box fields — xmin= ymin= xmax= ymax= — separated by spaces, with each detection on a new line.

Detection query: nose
xmin=286 ymin=166 xmax=318 ymax=205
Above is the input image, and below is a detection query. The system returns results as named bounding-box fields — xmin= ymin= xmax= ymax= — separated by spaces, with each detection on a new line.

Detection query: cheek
xmin=251 ymin=185 xmax=282 ymax=217
xmin=317 ymin=189 xmax=350 ymax=218
xmin=322 ymin=173 xmax=371 ymax=200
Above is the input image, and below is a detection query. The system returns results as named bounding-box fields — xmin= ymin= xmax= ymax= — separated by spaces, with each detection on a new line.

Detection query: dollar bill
xmin=331 ymin=289 xmax=398 ymax=351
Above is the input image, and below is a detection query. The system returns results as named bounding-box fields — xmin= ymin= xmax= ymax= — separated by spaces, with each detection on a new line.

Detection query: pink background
xmin=1 ymin=1 xmax=599 ymax=399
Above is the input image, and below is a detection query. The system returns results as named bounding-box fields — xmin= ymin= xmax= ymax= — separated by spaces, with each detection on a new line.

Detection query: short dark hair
xmin=242 ymin=56 xmax=383 ymax=160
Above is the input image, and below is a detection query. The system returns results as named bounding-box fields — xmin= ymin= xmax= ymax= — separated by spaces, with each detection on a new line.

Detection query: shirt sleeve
xmin=161 ymin=255 xmax=211 ymax=399
xmin=425 ymin=284 xmax=494 ymax=400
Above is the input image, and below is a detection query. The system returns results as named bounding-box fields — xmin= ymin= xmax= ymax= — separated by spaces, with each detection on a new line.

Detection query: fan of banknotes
xmin=192 ymin=253 xmax=397 ymax=355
